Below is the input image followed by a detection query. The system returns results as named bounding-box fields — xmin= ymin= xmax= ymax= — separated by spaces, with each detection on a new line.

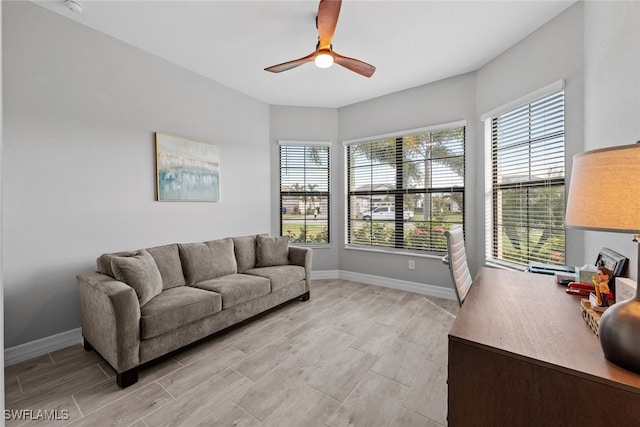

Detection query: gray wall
xmin=583 ymin=1 xmax=640 ymax=280
xmin=330 ymin=2 xmax=585 ymax=286
xmin=3 ymin=2 xmax=270 ymax=347
xmin=337 ymin=73 xmax=477 ymax=289
xmin=269 ymin=105 xmax=340 ymax=271
xmin=476 ymin=1 xmax=585 ymax=268
xmin=4 ymin=0 xmax=639 ymax=350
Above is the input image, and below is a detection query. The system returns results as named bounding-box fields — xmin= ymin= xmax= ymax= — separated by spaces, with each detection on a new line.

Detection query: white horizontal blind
xmin=346 ymin=125 xmax=465 ymax=253
xmin=280 ymin=144 xmax=330 ymax=244
xmin=489 ymin=90 xmax=565 ymax=268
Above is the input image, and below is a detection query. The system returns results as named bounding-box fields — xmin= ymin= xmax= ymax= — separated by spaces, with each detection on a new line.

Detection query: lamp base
xmin=599 ymin=295 xmax=640 ymax=374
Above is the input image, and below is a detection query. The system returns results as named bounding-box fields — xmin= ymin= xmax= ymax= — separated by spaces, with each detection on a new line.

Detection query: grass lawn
xmin=282 ymin=222 xmax=326 ymax=236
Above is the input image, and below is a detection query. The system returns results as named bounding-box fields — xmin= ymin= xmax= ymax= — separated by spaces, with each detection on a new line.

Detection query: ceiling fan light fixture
xmin=315 ymin=52 xmax=334 ymax=69
xmin=264 ymin=0 xmax=375 ymax=77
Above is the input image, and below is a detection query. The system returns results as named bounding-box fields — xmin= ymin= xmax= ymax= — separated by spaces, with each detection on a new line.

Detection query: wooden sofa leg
xmin=83 ymin=338 xmax=94 ymax=352
xmin=117 ymin=368 xmax=139 ymax=388
xmin=300 ymin=291 xmax=310 ymax=301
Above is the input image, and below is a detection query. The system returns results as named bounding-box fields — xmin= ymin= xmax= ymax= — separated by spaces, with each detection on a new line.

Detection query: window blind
xmin=346 ymin=125 xmax=465 ymax=253
xmin=489 ymin=90 xmax=565 ymax=268
xmin=279 ymin=144 xmax=330 ymax=244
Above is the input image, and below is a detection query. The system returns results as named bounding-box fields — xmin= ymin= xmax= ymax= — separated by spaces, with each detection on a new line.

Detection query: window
xmin=279 ymin=142 xmax=330 ymax=244
xmin=486 ymin=89 xmax=565 ymax=268
xmin=346 ymin=124 xmax=465 ymax=253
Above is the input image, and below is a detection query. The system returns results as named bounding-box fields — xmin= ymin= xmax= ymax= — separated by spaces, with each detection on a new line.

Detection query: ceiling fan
xmin=264 ymin=0 xmax=376 ymax=78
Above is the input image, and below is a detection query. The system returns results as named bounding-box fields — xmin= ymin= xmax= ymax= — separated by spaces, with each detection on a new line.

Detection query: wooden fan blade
xmin=317 ymin=0 xmax=342 ymax=49
xmin=334 ymin=52 xmax=376 ymax=78
xmin=264 ymin=51 xmax=317 ymax=73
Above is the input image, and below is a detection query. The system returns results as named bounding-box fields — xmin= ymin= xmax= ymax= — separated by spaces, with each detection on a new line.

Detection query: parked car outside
xmin=362 ymin=206 xmax=414 ymax=221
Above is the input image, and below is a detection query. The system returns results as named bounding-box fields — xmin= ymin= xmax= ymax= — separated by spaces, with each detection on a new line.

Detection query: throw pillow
xmin=256 ymin=235 xmax=290 ymax=267
xmin=96 ymin=251 xmax=136 ymax=278
xmin=233 ymin=233 xmax=268 ymax=273
xmin=110 ymin=249 xmax=163 ymax=306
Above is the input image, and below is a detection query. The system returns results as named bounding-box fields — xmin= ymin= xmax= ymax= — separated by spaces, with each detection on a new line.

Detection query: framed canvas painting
xmin=155 ymin=132 xmax=220 ymax=202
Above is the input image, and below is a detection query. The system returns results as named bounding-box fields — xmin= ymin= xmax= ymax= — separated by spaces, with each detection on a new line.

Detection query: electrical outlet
xmin=408 ymin=260 xmax=415 ymax=270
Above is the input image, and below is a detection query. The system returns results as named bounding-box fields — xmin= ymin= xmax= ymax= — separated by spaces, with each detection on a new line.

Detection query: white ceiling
xmin=34 ymin=0 xmax=576 ymax=108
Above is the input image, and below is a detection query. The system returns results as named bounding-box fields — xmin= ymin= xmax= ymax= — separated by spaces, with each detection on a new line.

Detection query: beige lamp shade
xmin=565 ymin=142 xmax=640 ymax=233
xmin=567 ymin=142 xmax=640 ymax=375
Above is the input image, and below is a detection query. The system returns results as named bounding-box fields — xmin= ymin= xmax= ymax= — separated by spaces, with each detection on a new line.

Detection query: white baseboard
xmin=312 ymin=269 xmax=455 ymax=300
xmin=4 ymin=271 xmax=454 ymax=366
xmin=5 ymin=328 xmax=83 ymax=367
xmin=310 ymin=270 xmax=340 ymax=280
xmin=336 ymin=270 xmax=457 ymax=300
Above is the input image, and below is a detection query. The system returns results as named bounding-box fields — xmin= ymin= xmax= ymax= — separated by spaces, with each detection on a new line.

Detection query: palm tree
xmin=351 ymin=128 xmax=465 ymax=218
xmin=307 ymin=183 xmax=318 ymax=214
xmin=352 ymin=129 xmax=464 ymax=187
xmin=500 ymin=182 xmax=565 ymax=264
xmin=289 ymin=183 xmax=305 ymax=215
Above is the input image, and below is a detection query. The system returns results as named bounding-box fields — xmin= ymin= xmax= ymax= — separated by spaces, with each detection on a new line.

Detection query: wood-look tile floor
xmin=4 ymin=279 xmax=459 ymax=427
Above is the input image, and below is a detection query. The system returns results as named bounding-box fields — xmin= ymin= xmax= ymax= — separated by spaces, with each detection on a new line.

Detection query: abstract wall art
xmin=155 ymin=132 xmax=220 ymax=202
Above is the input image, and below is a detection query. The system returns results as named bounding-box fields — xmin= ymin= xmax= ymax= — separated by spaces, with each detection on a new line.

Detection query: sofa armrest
xmin=288 ymin=247 xmax=312 ymax=290
xmin=77 ymin=272 xmax=141 ymax=373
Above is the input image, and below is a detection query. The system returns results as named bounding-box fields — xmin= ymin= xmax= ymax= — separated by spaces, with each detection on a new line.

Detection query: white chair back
xmin=444 ymin=227 xmax=473 ymax=306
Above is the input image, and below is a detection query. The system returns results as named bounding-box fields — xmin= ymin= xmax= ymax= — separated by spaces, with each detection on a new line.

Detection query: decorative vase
xmin=598 ymin=285 xmax=640 ymax=374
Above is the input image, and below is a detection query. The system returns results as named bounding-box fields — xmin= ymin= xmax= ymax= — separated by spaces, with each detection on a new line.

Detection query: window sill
xmin=290 ymin=243 xmax=333 ymax=250
xmin=344 ymin=245 xmax=445 ymax=260
xmin=484 ymin=260 xmax=527 ymax=272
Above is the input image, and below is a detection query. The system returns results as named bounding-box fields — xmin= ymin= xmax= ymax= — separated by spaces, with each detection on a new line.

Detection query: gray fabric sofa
xmin=76 ymin=234 xmax=311 ymax=388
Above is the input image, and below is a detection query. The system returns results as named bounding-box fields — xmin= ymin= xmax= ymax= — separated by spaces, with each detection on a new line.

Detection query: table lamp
xmin=565 ymin=141 xmax=640 ymax=374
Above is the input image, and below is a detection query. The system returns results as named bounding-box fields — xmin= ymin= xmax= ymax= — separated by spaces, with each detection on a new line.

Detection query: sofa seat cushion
xmin=140 ymin=287 xmax=222 ymax=339
xmin=245 ymin=265 xmax=306 ymax=292
xmin=191 ymin=274 xmax=270 ymax=309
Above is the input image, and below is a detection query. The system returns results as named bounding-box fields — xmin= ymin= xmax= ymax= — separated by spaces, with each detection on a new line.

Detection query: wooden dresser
xmin=448 ymin=267 xmax=640 ymax=426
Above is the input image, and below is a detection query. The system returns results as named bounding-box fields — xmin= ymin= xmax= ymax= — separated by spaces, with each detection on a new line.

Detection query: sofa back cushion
xmin=146 ymin=243 xmax=186 ymax=290
xmin=178 ymin=238 xmax=237 ymax=285
xmin=256 ymin=234 xmax=290 ymax=267
xmin=233 ymin=234 xmax=264 ymax=273
xmin=97 ymin=245 xmax=186 ymax=291
xmin=110 ymin=249 xmax=163 ymax=306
